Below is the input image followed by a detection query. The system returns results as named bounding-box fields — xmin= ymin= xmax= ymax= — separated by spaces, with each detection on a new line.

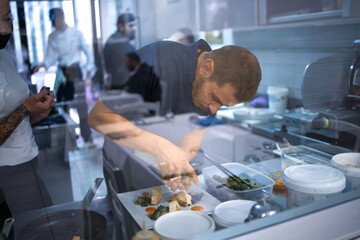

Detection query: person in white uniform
xmin=0 ymin=0 xmax=56 ymax=214
xmin=31 ymin=8 xmax=95 ymax=143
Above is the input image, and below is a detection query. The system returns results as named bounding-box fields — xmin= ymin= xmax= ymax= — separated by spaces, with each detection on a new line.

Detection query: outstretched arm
xmin=88 ymin=99 xmax=199 ymax=191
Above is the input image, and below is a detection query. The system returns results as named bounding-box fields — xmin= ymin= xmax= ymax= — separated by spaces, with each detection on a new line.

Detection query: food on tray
xmin=151 ymin=186 xmax=163 ymax=205
xmin=213 ymin=175 xmax=261 ymax=191
xmin=145 ymin=207 xmax=157 ymax=213
xmin=148 ymin=205 xmax=169 ymax=220
xmin=169 ymin=200 xmax=181 ymax=212
xmin=135 ymin=192 xmax=152 ymax=207
xmin=191 ymin=206 xmax=204 ymax=212
xmin=268 ymin=172 xmax=286 ymax=190
xmin=135 ymin=186 xmax=163 ymax=207
xmin=169 ymin=192 xmax=192 ymax=207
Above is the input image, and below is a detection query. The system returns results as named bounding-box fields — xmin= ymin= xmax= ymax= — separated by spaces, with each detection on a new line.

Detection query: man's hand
xmin=23 ymin=87 xmax=56 ymax=124
xmin=177 ymin=129 xmax=206 ymax=160
xmin=155 ymin=142 xmax=199 ymax=191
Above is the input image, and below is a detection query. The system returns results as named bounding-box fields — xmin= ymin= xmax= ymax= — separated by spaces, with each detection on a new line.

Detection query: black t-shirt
xmin=124 ymin=63 xmax=161 ymax=103
xmin=135 ymin=39 xmax=212 ymax=115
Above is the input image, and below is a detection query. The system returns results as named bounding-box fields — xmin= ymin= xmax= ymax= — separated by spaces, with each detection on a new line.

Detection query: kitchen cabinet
xmin=198 ymin=0 xmax=360 ymax=32
xmin=199 ymin=0 xmax=258 ymax=31
xmin=258 ymin=0 xmax=360 ymax=25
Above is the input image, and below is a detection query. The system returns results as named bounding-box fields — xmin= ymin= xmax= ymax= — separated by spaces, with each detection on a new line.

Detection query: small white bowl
xmin=331 ymin=152 xmax=360 ymax=190
xmin=212 ymin=200 xmax=256 ymax=228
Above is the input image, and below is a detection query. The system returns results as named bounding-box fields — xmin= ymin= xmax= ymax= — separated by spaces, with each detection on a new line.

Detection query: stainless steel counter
xmin=102 ymin=112 xmax=360 ymax=240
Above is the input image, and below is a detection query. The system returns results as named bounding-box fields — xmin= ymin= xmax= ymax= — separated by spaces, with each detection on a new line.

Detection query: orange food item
xmin=274 ymin=178 xmax=286 ymax=189
xmin=191 ymin=206 xmax=204 ymax=211
xmin=268 ymin=172 xmax=286 ymax=190
xmin=145 ymin=207 xmax=157 ymax=213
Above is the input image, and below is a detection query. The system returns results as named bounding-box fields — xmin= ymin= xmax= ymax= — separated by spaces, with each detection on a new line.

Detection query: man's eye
xmin=3 ymin=14 xmax=14 ymax=21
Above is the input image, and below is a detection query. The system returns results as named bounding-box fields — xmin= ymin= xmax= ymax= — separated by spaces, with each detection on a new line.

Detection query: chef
xmin=88 ymin=39 xmax=262 ymax=191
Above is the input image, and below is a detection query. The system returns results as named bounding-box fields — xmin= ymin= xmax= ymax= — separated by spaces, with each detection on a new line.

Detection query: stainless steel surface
xmin=244 ymin=198 xmax=280 ymax=222
xmin=349 ymin=49 xmax=360 ymax=97
xmin=1 ymin=218 xmax=14 ymax=240
xmin=302 ymin=52 xmax=357 ymax=111
xmin=80 ymin=178 xmax=104 ymax=210
xmin=279 ymin=108 xmax=360 ymax=152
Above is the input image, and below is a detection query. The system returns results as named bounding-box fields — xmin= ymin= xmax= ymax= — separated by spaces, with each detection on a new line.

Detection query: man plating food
xmin=88 ymin=39 xmax=261 ymax=191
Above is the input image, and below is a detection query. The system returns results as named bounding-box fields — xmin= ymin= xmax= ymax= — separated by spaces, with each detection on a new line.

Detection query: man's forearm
xmin=88 ymin=98 xmax=176 ymax=161
xmin=177 ymin=129 xmax=206 ymax=158
xmin=0 ymin=104 xmax=29 ymax=145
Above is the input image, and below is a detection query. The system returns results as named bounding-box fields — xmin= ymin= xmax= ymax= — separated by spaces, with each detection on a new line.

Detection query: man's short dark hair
xmin=126 ymin=52 xmax=140 ymax=63
xmin=49 ymin=8 xmax=64 ymax=21
xmin=207 ymin=46 xmax=262 ymax=103
xmin=117 ymin=13 xmax=135 ymax=25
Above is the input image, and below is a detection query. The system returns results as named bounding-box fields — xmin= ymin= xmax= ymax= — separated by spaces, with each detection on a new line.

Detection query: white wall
xmin=232 ymin=22 xmax=360 ymax=107
xmin=135 ymin=0 xmax=197 ymax=47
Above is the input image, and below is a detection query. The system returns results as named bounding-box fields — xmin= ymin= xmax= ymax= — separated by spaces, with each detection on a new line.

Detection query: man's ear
xmin=199 ymin=59 xmax=214 ymax=78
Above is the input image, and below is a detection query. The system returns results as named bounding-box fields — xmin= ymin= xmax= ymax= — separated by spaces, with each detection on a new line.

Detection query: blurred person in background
xmin=122 ymin=51 xmax=161 ymax=102
xmin=88 ymin=39 xmax=262 ymax=191
xmin=167 ymin=27 xmax=195 ymax=44
xmin=31 ymin=8 xmax=95 ymax=145
xmin=103 ymin=13 xmax=137 ymax=90
xmin=0 ymin=0 xmax=56 ymax=215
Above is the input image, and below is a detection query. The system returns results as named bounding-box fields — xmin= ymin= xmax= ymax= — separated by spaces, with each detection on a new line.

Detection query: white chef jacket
xmin=43 ymin=26 xmax=95 ymax=93
xmin=0 ymin=49 xmax=38 ymax=166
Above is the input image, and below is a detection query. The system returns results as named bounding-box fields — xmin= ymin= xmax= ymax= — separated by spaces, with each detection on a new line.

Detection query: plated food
xmin=118 ymin=185 xmax=221 ymax=229
xmin=169 ymin=192 xmax=192 ymax=207
xmin=135 ymin=187 xmax=204 ymax=220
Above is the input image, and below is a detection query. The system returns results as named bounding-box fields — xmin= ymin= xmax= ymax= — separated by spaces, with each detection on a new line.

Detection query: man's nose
xmin=208 ymin=104 xmax=221 ymax=114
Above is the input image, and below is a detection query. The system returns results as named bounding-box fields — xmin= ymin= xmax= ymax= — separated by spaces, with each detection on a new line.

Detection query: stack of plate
xmin=154 ymin=211 xmax=215 ymax=240
xmin=212 ymin=200 xmax=256 ymax=228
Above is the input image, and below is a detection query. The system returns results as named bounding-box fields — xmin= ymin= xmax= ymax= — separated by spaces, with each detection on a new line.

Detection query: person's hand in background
xmin=30 ymin=63 xmax=46 ymax=75
xmin=23 ymin=86 xmax=56 ymax=124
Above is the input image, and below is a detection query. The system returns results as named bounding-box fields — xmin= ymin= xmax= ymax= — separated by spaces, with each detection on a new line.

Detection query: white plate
xmin=212 ymin=200 xmax=256 ymax=227
xmin=154 ymin=211 xmax=215 ymax=240
xmin=117 ymin=184 xmax=221 ymax=229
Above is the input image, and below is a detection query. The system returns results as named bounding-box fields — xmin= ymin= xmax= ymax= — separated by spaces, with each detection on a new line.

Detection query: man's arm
xmin=88 ymin=99 xmax=199 ymax=190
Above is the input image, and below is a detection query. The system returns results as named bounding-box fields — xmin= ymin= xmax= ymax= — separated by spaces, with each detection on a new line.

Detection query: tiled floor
xmin=37 ymin=106 xmax=107 ymax=205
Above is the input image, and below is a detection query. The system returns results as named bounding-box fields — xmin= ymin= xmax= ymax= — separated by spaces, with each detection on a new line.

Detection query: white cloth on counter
xmin=0 ymin=49 xmax=38 ymax=166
